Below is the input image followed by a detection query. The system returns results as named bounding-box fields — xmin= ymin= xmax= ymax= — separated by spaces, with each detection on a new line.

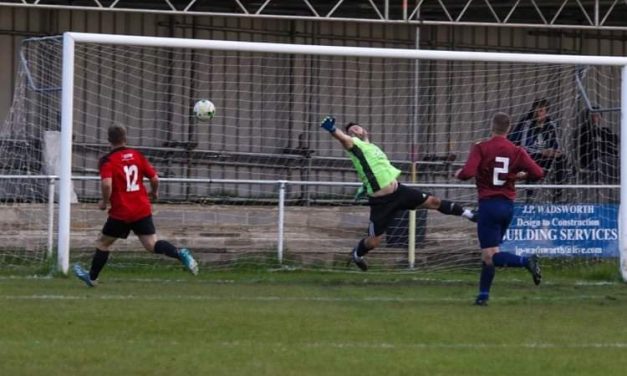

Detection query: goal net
xmin=0 ymin=33 xmax=623 ymax=278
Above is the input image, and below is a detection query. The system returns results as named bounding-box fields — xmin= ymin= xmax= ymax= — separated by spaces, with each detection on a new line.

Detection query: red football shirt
xmin=99 ymin=147 xmax=156 ymax=222
xmin=457 ymin=136 xmax=544 ymax=200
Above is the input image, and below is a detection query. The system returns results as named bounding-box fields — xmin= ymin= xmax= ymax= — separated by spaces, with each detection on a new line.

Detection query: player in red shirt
xmin=73 ymin=125 xmax=198 ymax=287
xmin=456 ymin=112 xmax=544 ymax=306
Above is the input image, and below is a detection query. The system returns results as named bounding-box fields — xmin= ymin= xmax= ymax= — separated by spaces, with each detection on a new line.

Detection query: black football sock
xmin=354 ymin=238 xmax=374 ymax=257
xmin=154 ymin=240 xmax=180 ymax=259
xmin=89 ymin=249 xmax=110 ymax=281
xmin=437 ymin=200 xmax=465 ymax=216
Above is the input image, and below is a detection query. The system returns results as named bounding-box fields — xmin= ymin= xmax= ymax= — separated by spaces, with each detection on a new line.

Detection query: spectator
xmin=576 ymin=106 xmax=618 ymax=183
xmin=508 ymin=99 xmax=565 ymax=201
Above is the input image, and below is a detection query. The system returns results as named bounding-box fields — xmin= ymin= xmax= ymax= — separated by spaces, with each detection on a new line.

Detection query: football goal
xmin=0 ymin=32 xmax=625 ymax=279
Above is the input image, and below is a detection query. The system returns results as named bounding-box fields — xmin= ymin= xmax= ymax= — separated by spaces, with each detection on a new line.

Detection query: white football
xmin=193 ymin=99 xmax=215 ymax=120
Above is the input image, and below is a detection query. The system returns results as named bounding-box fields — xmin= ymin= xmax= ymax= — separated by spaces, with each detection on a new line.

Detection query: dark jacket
xmin=575 ymin=121 xmax=618 ymax=170
xmin=508 ymin=114 xmax=560 ymax=170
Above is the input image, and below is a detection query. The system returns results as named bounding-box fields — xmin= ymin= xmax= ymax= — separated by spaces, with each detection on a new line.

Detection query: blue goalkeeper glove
xmin=320 ymin=116 xmax=337 ymax=133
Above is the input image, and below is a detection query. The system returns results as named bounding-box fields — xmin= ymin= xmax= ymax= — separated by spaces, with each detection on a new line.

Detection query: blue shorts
xmin=477 ymin=198 xmax=514 ymax=249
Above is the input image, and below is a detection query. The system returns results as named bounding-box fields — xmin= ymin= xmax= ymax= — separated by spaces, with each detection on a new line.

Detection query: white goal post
xmin=53 ymin=32 xmax=627 ymax=278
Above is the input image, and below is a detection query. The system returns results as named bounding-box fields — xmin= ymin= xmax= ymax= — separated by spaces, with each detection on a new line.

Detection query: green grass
xmin=1 ymin=268 xmax=627 ymax=375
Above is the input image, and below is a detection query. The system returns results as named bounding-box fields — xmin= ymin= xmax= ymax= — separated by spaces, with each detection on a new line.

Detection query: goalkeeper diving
xmin=321 ymin=116 xmax=478 ymax=270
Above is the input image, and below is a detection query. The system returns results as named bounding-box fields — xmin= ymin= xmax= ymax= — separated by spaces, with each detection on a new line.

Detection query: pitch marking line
xmin=251 ymin=341 xmax=627 ymax=350
xmin=0 ymin=293 xmax=617 ymax=303
xmin=0 ymin=275 xmax=620 ymax=287
xmin=1 ymin=338 xmax=626 ymax=350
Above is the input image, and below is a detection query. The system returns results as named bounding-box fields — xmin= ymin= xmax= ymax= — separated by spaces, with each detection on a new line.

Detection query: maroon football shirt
xmin=457 ymin=136 xmax=544 ymax=200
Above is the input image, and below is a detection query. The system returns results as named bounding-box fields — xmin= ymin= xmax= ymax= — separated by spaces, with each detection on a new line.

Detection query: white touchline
xmin=1 ymin=275 xmax=620 ymax=287
xmin=0 ymin=338 xmax=626 ymax=350
xmin=0 ymin=294 xmax=615 ymax=303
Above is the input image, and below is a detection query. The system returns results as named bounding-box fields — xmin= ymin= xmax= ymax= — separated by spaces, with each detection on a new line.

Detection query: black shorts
xmin=102 ymin=215 xmax=156 ymax=239
xmin=367 ymin=183 xmax=430 ymax=236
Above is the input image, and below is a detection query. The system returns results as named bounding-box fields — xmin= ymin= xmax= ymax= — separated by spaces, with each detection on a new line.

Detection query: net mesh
xmin=0 ymin=36 xmax=621 ymax=273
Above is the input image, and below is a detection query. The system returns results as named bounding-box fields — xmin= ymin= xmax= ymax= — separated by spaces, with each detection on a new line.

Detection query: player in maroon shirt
xmin=456 ymin=112 xmax=544 ymax=306
xmin=73 ymin=125 xmax=198 ymax=287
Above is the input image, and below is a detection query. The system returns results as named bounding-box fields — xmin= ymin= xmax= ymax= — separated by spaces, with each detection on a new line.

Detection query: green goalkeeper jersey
xmin=347 ymin=137 xmax=401 ymax=196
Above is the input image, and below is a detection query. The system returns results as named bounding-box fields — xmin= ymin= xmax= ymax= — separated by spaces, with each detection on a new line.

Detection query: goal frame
xmin=58 ymin=32 xmax=627 ymax=279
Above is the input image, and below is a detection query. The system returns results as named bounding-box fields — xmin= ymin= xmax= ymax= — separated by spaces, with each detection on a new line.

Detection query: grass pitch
xmin=1 ymin=267 xmax=627 ymax=375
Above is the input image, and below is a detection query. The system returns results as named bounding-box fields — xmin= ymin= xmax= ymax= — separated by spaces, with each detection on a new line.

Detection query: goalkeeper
xmin=321 ymin=116 xmax=477 ymax=271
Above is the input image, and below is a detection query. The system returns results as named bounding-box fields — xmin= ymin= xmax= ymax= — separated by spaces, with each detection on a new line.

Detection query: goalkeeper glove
xmin=320 ymin=116 xmax=337 ymax=133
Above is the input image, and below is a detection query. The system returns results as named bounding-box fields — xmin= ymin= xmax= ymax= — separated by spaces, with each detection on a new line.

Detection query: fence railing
xmin=0 ymin=175 xmax=619 ymax=270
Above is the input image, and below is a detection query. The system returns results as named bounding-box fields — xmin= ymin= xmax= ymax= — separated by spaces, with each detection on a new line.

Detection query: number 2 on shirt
xmin=124 ymin=164 xmax=140 ymax=192
xmin=493 ymin=156 xmax=509 ymax=186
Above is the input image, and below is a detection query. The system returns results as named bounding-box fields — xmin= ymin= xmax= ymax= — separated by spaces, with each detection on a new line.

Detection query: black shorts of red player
xmin=102 ymin=215 xmax=156 ymax=239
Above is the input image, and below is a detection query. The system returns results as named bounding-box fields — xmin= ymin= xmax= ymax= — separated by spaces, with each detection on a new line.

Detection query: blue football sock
xmin=478 ymin=262 xmax=495 ymax=298
xmin=493 ymin=252 xmax=527 ymax=268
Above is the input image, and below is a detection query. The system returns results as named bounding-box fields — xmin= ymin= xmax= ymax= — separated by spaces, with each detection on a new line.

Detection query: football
xmin=193 ymin=99 xmax=215 ymax=120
